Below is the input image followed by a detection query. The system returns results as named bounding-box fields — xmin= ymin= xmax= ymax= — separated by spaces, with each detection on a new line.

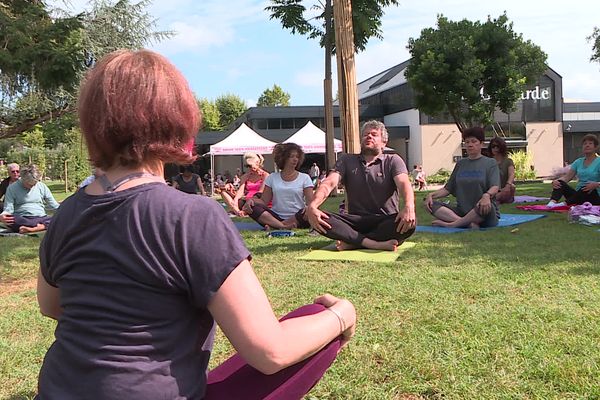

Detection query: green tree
xmin=0 ymin=0 xmax=171 ymax=140
xmin=215 ymin=94 xmax=247 ymax=129
xmin=588 ymin=27 xmax=600 ymax=64
xmin=197 ymin=98 xmax=222 ymax=131
xmin=405 ymin=14 xmax=547 ymax=132
xmin=257 ymin=84 xmax=291 ymax=107
xmin=266 ymin=0 xmax=400 ymax=52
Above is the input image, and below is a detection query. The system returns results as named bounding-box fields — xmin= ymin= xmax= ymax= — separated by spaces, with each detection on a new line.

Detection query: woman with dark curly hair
xmin=245 ymin=143 xmax=314 ymax=229
xmin=488 ymin=137 xmax=515 ymax=204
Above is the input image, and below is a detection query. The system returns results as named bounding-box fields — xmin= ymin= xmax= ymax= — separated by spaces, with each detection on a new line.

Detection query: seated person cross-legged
xmin=35 ymin=50 xmax=356 ymax=400
xmin=547 ymin=133 xmax=600 ymax=207
xmin=0 ymin=164 xmax=60 ymax=234
xmin=172 ymin=164 xmax=207 ymax=195
xmin=489 ymin=137 xmax=516 ymax=204
xmin=221 ymin=152 xmax=269 ymax=216
xmin=305 ymin=120 xmax=416 ymax=251
xmin=245 ymin=143 xmax=314 ymax=229
xmin=424 ymin=127 xmax=500 ymax=229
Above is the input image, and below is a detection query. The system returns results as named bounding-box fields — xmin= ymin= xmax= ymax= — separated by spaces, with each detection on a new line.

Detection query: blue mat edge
xmin=416 ymin=214 xmax=546 ymax=234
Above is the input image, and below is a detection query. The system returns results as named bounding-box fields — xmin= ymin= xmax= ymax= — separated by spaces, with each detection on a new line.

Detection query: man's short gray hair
xmin=7 ymin=163 xmax=19 ymax=172
xmin=21 ymin=164 xmax=41 ymax=184
xmin=361 ymin=120 xmax=388 ymax=142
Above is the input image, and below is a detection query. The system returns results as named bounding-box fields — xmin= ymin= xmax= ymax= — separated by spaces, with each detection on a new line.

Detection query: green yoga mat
xmin=297 ymin=241 xmax=416 ymax=263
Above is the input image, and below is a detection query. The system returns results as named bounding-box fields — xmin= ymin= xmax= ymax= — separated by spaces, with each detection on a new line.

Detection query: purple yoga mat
xmin=205 ymin=304 xmax=342 ymax=400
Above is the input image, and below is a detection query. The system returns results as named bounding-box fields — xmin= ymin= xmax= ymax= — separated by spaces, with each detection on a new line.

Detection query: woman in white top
xmin=245 ymin=143 xmax=314 ymax=229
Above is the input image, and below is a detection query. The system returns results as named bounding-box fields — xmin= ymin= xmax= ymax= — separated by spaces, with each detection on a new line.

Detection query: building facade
xmin=196 ymin=60 xmax=600 ymax=177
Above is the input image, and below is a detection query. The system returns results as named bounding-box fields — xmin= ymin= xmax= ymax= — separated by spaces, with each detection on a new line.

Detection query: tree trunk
xmin=323 ymin=0 xmax=336 ymax=172
xmin=333 ymin=0 xmax=360 ymax=154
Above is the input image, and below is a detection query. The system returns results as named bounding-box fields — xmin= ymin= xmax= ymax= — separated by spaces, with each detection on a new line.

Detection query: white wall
xmin=384 ymin=109 xmax=421 ymax=168
xmin=525 ymin=122 xmax=563 ymax=177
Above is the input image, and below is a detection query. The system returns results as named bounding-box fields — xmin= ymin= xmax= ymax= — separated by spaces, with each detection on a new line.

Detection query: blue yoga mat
xmin=416 ymin=214 xmax=546 ymax=234
xmin=233 ymin=221 xmax=265 ymax=231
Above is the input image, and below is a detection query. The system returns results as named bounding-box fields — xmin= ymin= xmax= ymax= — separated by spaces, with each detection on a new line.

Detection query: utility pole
xmin=323 ymin=0 xmax=336 ymax=171
xmin=333 ymin=0 xmax=360 ymax=154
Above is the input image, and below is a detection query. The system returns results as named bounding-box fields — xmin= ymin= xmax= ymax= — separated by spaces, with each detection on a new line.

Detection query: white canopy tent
xmin=209 ymin=123 xmax=278 ymax=195
xmin=283 ymin=121 xmax=343 ymax=153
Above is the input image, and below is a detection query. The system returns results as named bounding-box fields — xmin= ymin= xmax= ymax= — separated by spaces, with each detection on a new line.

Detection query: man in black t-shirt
xmin=306 ymin=121 xmax=416 ymax=251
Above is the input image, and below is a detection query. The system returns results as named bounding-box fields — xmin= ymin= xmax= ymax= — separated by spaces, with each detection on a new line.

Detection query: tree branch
xmin=0 ymin=104 xmax=73 ymax=140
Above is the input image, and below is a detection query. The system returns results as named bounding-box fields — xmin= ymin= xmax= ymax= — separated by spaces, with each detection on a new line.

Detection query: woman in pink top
xmin=221 ymin=152 xmax=269 ymax=216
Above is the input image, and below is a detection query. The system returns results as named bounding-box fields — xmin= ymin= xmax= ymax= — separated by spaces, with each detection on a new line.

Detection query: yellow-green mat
xmin=297 ymin=242 xmax=416 ymax=263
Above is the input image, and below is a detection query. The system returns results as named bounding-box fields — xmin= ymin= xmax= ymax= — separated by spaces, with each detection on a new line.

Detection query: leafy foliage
xmin=511 ymin=149 xmax=536 ymax=180
xmin=257 ymin=84 xmax=291 ymax=107
xmin=588 ymin=27 xmax=600 ymax=64
xmin=266 ymin=0 xmax=400 ymax=53
xmin=0 ymin=0 xmax=172 ymax=140
xmin=405 ymin=14 xmax=547 ymax=132
xmin=215 ymin=94 xmax=247 ymax=129
xmin=197 ymin=98 xmax=222 ymax=131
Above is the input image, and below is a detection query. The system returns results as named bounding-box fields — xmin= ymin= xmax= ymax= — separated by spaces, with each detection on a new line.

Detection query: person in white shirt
xmin=244 ymin=143 xmax=314 ymax=229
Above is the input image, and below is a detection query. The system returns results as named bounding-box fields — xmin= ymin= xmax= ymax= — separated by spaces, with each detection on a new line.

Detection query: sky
xmin=56 ymin=0 xmax=600 ymax=106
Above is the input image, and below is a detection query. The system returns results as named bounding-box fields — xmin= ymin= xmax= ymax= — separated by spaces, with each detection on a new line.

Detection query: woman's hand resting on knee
xmin=314 ymin=294 xmax=356 ymax=348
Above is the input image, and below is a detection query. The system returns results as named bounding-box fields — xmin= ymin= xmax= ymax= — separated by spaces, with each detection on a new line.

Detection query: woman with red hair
xmin=35 ymin=50 xmax=355 ymax=400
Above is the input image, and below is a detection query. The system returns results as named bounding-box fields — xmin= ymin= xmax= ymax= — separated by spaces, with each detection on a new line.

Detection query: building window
xmin=268 ymin=119 xmax=280 ymax=129
xmin=281 ymin=118 xmax=294 ymax=129
xmin=255 ymin=119 xmax=267 ymax=130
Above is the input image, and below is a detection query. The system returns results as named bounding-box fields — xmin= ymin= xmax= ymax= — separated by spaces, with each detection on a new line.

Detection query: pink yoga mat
xmin=516 ymin=205 xmax=570 ymax=212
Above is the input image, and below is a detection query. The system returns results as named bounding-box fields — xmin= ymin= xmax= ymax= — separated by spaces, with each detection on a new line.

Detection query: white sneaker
xmin=546 ymin=201 xmax=565 ymax=208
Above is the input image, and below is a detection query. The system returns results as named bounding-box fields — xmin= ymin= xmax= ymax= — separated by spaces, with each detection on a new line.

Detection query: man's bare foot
xmin=19 ymin=224 xmax=45 ymax=234
xmin=335 ymin=240 xmax=359 ymax=251
xmin=365 ymin=239 xmax=399 ymax=251
xmin=469 ymin=222 xmax=480 ymax=229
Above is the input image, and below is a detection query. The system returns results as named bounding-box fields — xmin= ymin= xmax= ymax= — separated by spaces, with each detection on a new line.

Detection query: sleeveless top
xmin=174 ymin=174 xmax=201 ymax=194
xmin=245 ymin=178 xmax=264 ymax=198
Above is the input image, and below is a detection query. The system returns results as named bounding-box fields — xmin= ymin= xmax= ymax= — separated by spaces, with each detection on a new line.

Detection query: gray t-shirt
xmin=445 ymin=156 xmax=500 ymax=216
xmin=334 ymin=153 xmax=408 ymax=215
xmin=38 ymin=183 xmax=250 ymax=400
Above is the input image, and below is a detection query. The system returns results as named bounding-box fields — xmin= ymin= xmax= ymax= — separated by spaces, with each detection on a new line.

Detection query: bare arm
xmin=506 ymin=165 xmax=515 ymax=187
xmin=208 ymin=260 xmax=356 ymax=375
xmin=303 ymin=186 xmax=315 ymax=205
xmin=37 ymin=269 xmax=62 ymax=320
xmin=196 ymin=177 xmax=206 ymax=196
xmin=393 ymin=173 xmax=416 ymax=233
xmin=424 ymin=187 xmax=451 ymax=213
xmin=305 ymin=172 xmax=341 ymax=233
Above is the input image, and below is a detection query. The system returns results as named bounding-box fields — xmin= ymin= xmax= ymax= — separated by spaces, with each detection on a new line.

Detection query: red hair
xmin=78 ymin=50 xmax=201 ymax=169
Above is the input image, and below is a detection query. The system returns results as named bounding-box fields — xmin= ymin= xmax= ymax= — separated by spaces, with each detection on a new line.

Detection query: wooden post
xmin=323 ymin=0 xmax=336 ymax=172
xmin=64 ymin=159 xmax=68 ymax=193
xmin=333 ymin=0 xmax=360 ymax=154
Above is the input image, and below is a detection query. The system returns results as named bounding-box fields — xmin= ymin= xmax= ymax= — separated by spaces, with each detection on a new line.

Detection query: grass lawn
xmin=1 ymin=182 xmax=599 ymax=399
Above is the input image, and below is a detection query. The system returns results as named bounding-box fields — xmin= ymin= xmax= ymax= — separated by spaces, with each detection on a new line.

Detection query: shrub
xmin=427 ymin=168 xmax=452 ymax=184
xmin=511 ymin=150 xmax=536 ymax=180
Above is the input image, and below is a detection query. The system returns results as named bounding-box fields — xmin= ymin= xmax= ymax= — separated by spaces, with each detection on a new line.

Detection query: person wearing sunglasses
xmin=0 ymin=163 xmax=20 ymax=212
xmin=488 ymin=137 xmax=515 ymax=204
xmin=220 ymin=152 xmax=269 ymax=216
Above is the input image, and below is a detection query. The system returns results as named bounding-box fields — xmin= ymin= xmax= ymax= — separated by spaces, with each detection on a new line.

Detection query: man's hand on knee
xmin=305 ymin=206 xmax=331 ymax=234
xmin=395 ymin=206 xmax=416 ymax=233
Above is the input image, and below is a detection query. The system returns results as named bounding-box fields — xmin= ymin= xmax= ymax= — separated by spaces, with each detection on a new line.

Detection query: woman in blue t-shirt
xmin=547 ymin=134 xmax=600 ymax=206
